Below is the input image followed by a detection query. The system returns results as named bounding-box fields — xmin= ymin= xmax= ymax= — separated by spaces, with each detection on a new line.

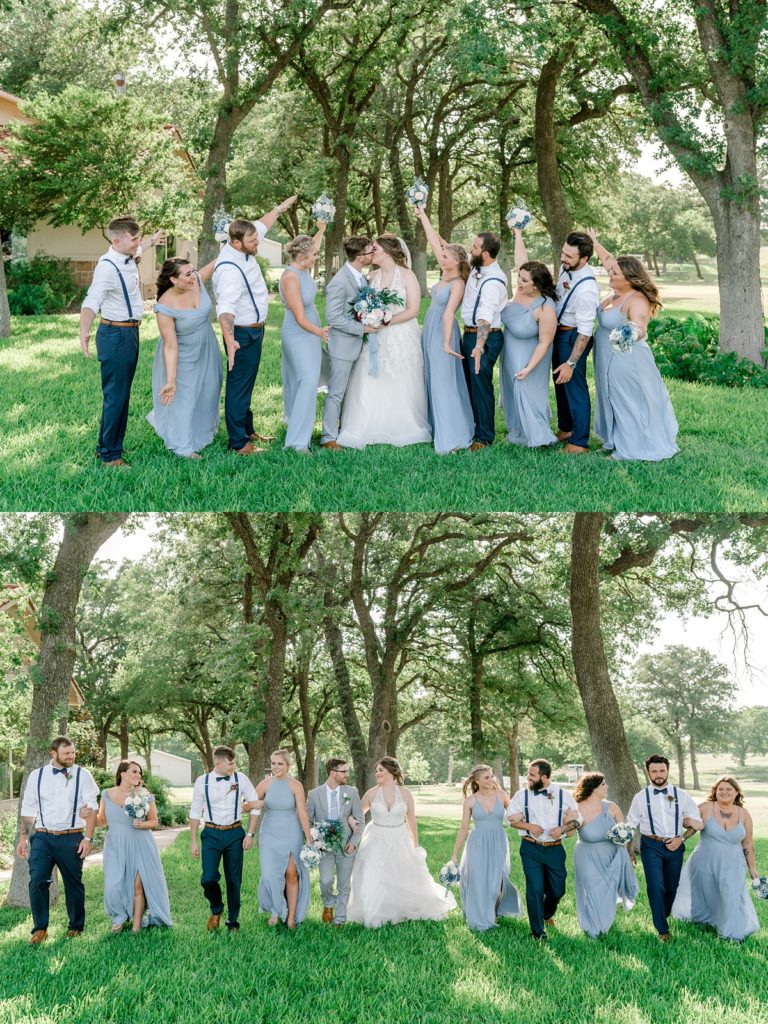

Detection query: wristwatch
xmin=246 ymin=832 xmax=256 ymax=839
xmin=566 ymin=359 xmax=577 ymax=369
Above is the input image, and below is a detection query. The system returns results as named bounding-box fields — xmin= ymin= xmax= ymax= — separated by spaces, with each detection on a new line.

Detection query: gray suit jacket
xmin=325 ymin=264 xmax=366 ymax=362
xmin=307 ymin=783 xmax=364 ymax=856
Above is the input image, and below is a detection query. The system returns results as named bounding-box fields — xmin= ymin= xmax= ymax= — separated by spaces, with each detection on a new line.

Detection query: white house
xmin=110 ymin=750 xmax=192 ymax=787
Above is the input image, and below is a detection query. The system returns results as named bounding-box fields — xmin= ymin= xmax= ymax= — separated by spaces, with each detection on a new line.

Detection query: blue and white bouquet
xmin=506 ymin=201 xmax=532 ymax=231
xmin=311 ymin=192 xmax=336 ymax=223
xmin=316 ymin=818 xmax=345 ymax=854
xmin=350 ymin=284 xmax=403 ymax=329
xmin=606 ymin=821 xmax=634 ymax=845
xmin=212 ymin=206 xmax=233 ymax=243
xmin=300 ymin=844 xmax=322 ymax=870
xmin=609 ymin=321 xmax=640 ymax=353
xmin=752 ymin=876 xmax=768 ymax=900
xmin=406 ymin=177 xmax=429 ymax=208
xmin=124 ymin=787 xmax=151 ymax=821
xmin=438 ymin=859 xmax=461 ymax=892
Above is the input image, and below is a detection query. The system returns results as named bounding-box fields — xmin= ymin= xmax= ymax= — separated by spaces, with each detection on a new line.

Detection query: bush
xmin=173 ymin=804 xmax=190 ymax=825
xmin=7 ymin=254 xmax=85 ymax=314
xmin=648 ymin=314 xmax=768 ymax=388
xmin=0 ymin=813 xmax=17 ymax=869
xmin=256 ymin=254 xmax=277 ymax=291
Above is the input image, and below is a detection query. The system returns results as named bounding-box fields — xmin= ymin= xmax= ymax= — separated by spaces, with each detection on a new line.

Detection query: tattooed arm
xmin=219 ymin=312 xmax=238 ymax=371
xmin=472 ymin=320 xmax=491 ymax=374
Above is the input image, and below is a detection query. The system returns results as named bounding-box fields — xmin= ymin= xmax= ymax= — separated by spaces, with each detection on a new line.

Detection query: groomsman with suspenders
xmin=80 ymin=216 xmax=164 ymax=466
xmin=213 ymin=197 xmax=297 ymax=456
xmin=626 ymin=753 xmax=702 ymax=942
xmin=460 ymin=232 xmax=508 ymax=451
xmin=16 ymin=737 xmax=100 ymax=944
xmin=507 ymin=758 xmax=579 ymax=940
xmin=189 ymin=745 xmax=259 ymax=931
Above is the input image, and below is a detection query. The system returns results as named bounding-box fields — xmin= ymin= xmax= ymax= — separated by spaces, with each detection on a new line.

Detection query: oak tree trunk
xmin=535 ymin=54 xmax=573 ymax=266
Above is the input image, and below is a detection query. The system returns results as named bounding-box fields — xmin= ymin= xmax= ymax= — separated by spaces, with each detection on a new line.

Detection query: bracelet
xmin=246 ymin=832 xmax=255 ymax=839
xmin=82 ymin=836 xmax=93 ymax=843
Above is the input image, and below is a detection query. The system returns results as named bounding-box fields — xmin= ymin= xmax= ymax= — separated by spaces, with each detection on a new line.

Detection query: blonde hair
xmin=270 ymin=748 xmax=292 ymax=767
xmin=284 ymin=234 xmax=316 ymax=262
xmin=444 ymin=243 xmax=470 ymax=282
xmin=462 ymin=764 xmax=495 ymax=798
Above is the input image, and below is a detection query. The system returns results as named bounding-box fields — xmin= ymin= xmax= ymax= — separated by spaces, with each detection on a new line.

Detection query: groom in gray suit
xmin=307 ymin=758 xmax=364 ymax=926
xmin=320 ymin=237 xmax=377 ymax=449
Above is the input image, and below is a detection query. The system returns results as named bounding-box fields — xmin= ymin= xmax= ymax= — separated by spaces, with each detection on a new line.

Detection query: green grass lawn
xmin=0 ymin=820 xmax=766 ymax=1024
xmin=1 ymin=304 xmax=766 ymax=512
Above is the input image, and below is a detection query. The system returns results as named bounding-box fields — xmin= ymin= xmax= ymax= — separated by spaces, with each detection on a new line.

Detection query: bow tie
xmin=653 ymin=787 xmax=668 ymax=795
xmin=216 ymin=775 xmax=231 ymax=782
xmin=532 ymin=789 xmax=548 ymax=797
xmin=124 ymin=256 xmax=135 ymax=264
xmin=52 ymin=766 xmax=68 ymax=775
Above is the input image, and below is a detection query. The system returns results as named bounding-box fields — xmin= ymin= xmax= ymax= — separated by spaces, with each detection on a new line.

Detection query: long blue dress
xmin=672 ymin=813 xmax=759 ymax=941
xmin=593 ymin=297 xmax=679 ymax=460
xmin=102 ymin=790 xmax=173 ymax=928
xmin=499 ymin=298 xmax=558 ymax=447
xmin=258 ymin=777 xmax=310 ymax=924
xmin=573 ymin=801 xmax=638 ymax=938
xmin=148 ymin=275 xmax=222 ymax=456
xmin=279 ymin=267 xmax=323 ymax=451
xmin=459 ymin=796 xmax=522 ymax=931
xmin=421 ymin=281 xmax=474 ymax=454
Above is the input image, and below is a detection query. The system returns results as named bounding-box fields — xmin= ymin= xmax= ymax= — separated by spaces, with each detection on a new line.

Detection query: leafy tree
xmin=728 ymin=706 xmax=768 ymax=766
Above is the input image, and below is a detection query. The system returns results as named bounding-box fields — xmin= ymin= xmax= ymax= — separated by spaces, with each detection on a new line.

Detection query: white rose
xmin=135 ymin=807 xmax=146 ymax=818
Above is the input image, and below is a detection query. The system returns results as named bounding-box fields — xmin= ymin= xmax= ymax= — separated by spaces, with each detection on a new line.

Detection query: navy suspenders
xmin=70 ymin=766 xmax=81 ymax=828
xmin=36 ymin=764 xmax=82 ymax=829
xmin=102 ymin=259 xmax=138 ymax=322
xmin=217 ymin=261 xmax=262 ymax=323
xmin=523 ymin=788 xmax=564 ymax=830
xmin=204 ymin=773 xmax=213 ymax=822
xmin=233 ymin=772 xmax=240 ymax=823
xmin=471 ymin=277 xmax=506 ymax=325
xmin=645 ymin=785 xmax=679 ymax=836
xmin=556 ymin=274 xmax=596 ymax=325
xmin=204 ymin=771 xmax=241 ymax=825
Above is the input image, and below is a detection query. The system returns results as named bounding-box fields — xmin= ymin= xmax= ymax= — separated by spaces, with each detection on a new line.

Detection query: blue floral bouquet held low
xmin=609 ymin=321 xmax=641 ymax=353
xmin=124 ymin=787 xmax=151 ymax=822
xmin=752 ymin=876 xmax=768 ymax=899
xmin=606 ymin=821 xmax=634 ymax=845
xmin=506 ymin=201 xmax=532 ymax=231
xmin=438 ymin=859 xmax=461 ymax=893
xmin=300 ymin=844 xmax=322 ymax=870
xmin=406 ymin=177 xmax=429 ymax=208
xmin=350 ymin=284 xmax=404 ymax=376
xmin=311 ymin=193 xmax=336 ymax=223
xmin=316 ymin=819 xmax=345 ymax=854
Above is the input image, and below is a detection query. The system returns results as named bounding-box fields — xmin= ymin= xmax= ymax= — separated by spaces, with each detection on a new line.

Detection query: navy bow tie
xmin=216 ymin=775 xmax=231 ymax=782
xmin=124 ymin=256 xmax=134 ymax=264
xmin=653 ymin=787 xmax=668 ymax=795
xmin=52 ymin=766 xmax=68 ymax=775
xmin=532 ymin=789 xmax=548 ymax=796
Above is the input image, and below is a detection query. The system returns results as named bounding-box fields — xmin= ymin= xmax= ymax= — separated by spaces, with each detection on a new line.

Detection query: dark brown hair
xmin=616 ymin=255 xmax=663 ymax=316
xmin=213 ymin=745 xmax=236 ymax=762
xmin=376 ymin=757 xmax=404 ymax=785
xmin=343 ymin=236 xmax=372 ymax=260
xmin=477 ymin=232 xmax=501 ymax=260
xmin=375 ymin=234 xmax=408 ymax=267
xmin=519 ymin=260 xmax=557 ymax=301
xmin=228 ymin=218 xmax=257 ymax=244
xmin=50 ymin=736 xmax=74 ymax=753
xmin=156 ymin=257 xmax=192 ymax=299
xmin=707 ymin=776 xmax=745 ymax=807
xmin=107 ymin=216 xmax=140 ymax=239
xmin=325 ymin=757 xmax=349 ymax=775
xmin=462 ymin=764 xmax=495 ymax=798
xmin=529 ymin=759 xmax=552 ymax=779
xmin=565 ymin=231 xmax=594 ymax=260
xmin=573 ymin=771 xmax=606 ymax=803
xmin=115 ymin=760 xmax=143 ymax=786
xmin=645 ymin=754 xmax=669 ymax=772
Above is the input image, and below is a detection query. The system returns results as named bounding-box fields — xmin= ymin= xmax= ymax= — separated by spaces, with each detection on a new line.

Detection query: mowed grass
xmin=0 ymin=820 xmax=767 ymax=1024
xmin=1 ymin=303 xmax=767 ymax=512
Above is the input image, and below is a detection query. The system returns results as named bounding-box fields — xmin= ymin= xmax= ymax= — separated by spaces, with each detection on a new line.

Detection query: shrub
xmin=648 ymin=314 xmax=768 ymax=388
xmin=7 ymin=254 xmax=84 ymax=314
xmin=173 ymin=804 xmax=190 ymax=825
xmin=0 ymin=813 xmax=17 ymax=869
xmin=256 ymin=254 xmax=277 ymax=291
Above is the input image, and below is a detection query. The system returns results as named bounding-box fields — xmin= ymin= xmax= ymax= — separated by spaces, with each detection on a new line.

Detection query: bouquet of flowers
xmin=438 ymin=860 xmax=461 ymax=892
xmin=316 ymin=819 xmax=345 ymax=854
xmin=609 ymin=321 xmax=640 ymax=353
xmin=300 ymin=844 xmax=322 ymax=870
xmin=212 ymin=206 xmax=233 ymax=244
xmin=350 ymin=284 xmax=404 ymax=328
xmin=124 ymin=787 xmax=151 ymax=821
xmin=606 ymin=821 xmax=634 ymax=845
xmin=506 ymin=201 xmax=532 ymax=231
xmin=751 ymin=876 xmax=768 ymax=899
xmin=311 ymin=193 xmax=336 ymax=223
xmin=405 ymin=177 xmax=429 ymax=208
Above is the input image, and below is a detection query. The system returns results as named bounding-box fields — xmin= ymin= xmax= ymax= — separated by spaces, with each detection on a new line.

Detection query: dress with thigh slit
xmin=257 ymin=777 xmax=310 ymax=923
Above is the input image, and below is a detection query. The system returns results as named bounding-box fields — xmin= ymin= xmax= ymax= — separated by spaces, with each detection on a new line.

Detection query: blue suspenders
xmin=37 ymin=765 xmax=82 ymax=829
xmin=471 ymin=277 xmax=506 ymax=325
xmin=204 ymin=771 xmax=241 ymax=824
xmin=71 ymin=766 xmax=81 ymax=828
xmin=645 ymin=785 xmax=679 ymax=836
xmin=102 ymin=259 xmax=137 ymax=322
xmin=204 ymin=774 xmax=213 ymax=822
xmin=217 ymin=261 xmax=262 ymax=323
xmin=556 ymin=274 xmax=596 ymax=325
xmin=524 ymin=788 xmax=564 ymax=829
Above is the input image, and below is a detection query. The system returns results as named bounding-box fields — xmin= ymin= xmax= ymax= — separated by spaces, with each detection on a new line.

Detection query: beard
xmin=470 ymin=253 xmax=484 ymax=271
xmin=530 ymin=779 xmax=546 ymax=793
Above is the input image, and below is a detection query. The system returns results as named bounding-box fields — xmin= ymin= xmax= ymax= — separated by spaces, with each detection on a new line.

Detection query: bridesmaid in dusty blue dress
xmin=673 ymin=776 xmax=760 ymax=941
xmin=255 ymin=749 xmax=313 ymax=929
xmin=414 ymin=206 xmax=474 ymax=453
xmin=96 ymin=761 xmax=172 ymax=932
xmin=148 ymin=257 xmax=221 ymax=458
xmin=588 ymin=230 xmax=678 ymax=461
xmin=573 ymin=772 xmax=638 ymax=938
xmin=279 ymin=224 xmax=330 ymax=451
xmin=452 ymin=765 xmax=522 ymax=931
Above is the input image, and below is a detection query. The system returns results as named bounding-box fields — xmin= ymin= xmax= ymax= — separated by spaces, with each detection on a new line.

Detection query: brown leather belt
xmin=100 ymin=319 xmax=140 ymax=327
xmin=642 ymin=833 xmax=675 ymax=843
xmin=204 ymin=822 xmax=243 ymax=831
xmin=36 ymin=828 xmax=84 ymax=836
xmin=463 ymin=325 xmax=501 ymax=333
xmin=238 ymin=322 xmax=266 ymax=329
xmin=523 ymin=836 xmax=562 ymax=847
xmin=557 ymin=324 xmax=576 ymax=332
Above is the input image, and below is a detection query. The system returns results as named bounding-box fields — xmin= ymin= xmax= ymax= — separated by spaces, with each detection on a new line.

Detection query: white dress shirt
xmin=213 ymin=224 xmax=269 ymax=324
xmin=626 ymin=785 xmax=702 ymax=838
xmin=21 ymin=762 xmax=99 ymax=831
xmin=81 ymin=248 xmax=144 ymax=321
xmin=555 ymin=263 xmax=600 ymax=337
xmin=326 ymin=783 xmax=343 ymax=820
xmin=507 ymin=784 xmax=578 ymax=843
xmin=461 ymin=262 xmax=508 ymax=328
xmin=189 ymin=770 xmax=257 ymax=825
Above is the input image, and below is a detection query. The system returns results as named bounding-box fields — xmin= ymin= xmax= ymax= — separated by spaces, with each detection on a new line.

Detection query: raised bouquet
xmin=609 ymin=321 xmax=641 ymax=353
xmin=350 ymin=284 xmax=404 ymax=329
xmin=752 ymin=876 xmax=768 ymax=900
xmin=311 ymin=193 xmax=336 ymax=223
xmin=606 ymin=821 xmax=634 ymax=845
xmin=506 ymin=201 xmax=532 ymax=231
xmin=438 ymin=859 xmax=461 ymax=891
xmin=315 ymin=818 xmax=345 ymax=854
xmin=299 ymin=844 xmax=322 ymax=870
xmin=212 ymin=206 xmax=233 ymax=243
xmin=405 ymin=177 xmax=429 ymax=208
xmin=124 ymin=787 xmax=151 ymax=821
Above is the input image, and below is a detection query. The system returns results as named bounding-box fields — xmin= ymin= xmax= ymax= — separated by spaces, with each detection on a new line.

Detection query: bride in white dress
xmin=336 ymin=235 xmax=432 ymax=448
xmin=346 ymin=757 xmax=456 ymax=927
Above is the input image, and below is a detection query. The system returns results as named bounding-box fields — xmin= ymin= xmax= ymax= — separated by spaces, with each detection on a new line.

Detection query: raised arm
xmin=197 ymin=258 xmax=217 ymax=284
xmin=156 ymin=312 xmax=179 ymax=405
xmin=586 ymin=228 xmax=618 ymax=273
xmin=414 ymin=206 xmax=450 ymax=268
xmin=258 ymin=195 xmax=298 ymax=232
xmin=513 ymin=227 xmax=529 ymax=271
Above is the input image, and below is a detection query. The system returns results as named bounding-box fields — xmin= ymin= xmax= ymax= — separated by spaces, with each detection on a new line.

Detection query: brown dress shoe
xmin=322 ymin=906 xmax=334 ymax=923
xmin=101 ymin=458 xmax=130 ymax=467
xmin=320 ymin=440 xmax=343 ymax=450
xmin=250 ymin=432 xmax=275 ymax=443
xmin=66 ymin=929 xmax=82 ymax=938
xmin=544 ymin=917 xmax=555 ymax=927
xmin=562 ymin=443 xmax=588 ymax=454
xmin=469 ymin=441 xmax=486 ymax=452
xmin=207 ymin=912 xmax=222 ymax=931
xmin=233 ymin=442 xmax=263 ymax=456
xmin=28 ymin=930 xmax=48 ymax=945
xmin=555 ymin=430 xmax=573 ymax=442
xmin=658 ymin=932 xmax=671 ymax=943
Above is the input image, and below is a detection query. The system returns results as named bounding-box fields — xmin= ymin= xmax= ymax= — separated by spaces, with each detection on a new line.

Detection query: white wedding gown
xmin=346 ymin=786 xmax=456 ymax=927
xmin=336 ymin=268 xmax=432 ymax=447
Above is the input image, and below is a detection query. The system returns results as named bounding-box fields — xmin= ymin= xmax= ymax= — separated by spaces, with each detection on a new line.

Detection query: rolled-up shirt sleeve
xmin=214 ymin=265 xmax=243 ymax=319
xmin=474 ymin=280 xmax=508 ymax=326
xmin=681 ymin=791 xmax=703 ymax=825
xmin=572 ymin=282 xmax=600 ymax=337
xmin=20 ymin=771 xmax=40 ymax=818
xmin=189 ymin=777 xmax=205 ymax=821
xmin=80 ymin=771 xmax=100 ymax=811
xmin=81 ymin=263 xmax=112 ymax=315
xmin=625 ymin=792 xmax=643 ymax=830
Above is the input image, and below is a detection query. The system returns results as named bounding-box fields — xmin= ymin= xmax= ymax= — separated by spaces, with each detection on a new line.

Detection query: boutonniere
xmin=547 ymin=791 xmax=555 ymax=802
xmin=667 ymin=794 xmax=677 ymax=804
xmin=342 ymin=793 xmax=352 ymax=804
xmin=229 ymin=782 xmax=238 ymax=793
xmin=64 ymin=770 xmax=73 ymax=785
xmin=562 ymin=280 xmax=571 ymax=291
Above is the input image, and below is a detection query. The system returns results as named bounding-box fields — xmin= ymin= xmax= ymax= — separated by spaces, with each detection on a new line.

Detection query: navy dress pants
xmin=519 ymin=839 xmax=567 ymax=937
xmin=201 ymin=826 xmax=245 ymax=924
xmin=460 ymin=328 xmax=504 ymax=444
xmin=225 ymin=325 xmax=264 ymax=450
xmin=640 ymin=835 xmax=685 ymax=935
xmin=95 ymin=322 xmax=140 ymax=462
xmin=552 ymin=326 xmax=593 ymax=448
xmin=28 ymin=832 xmax=86 ymax=932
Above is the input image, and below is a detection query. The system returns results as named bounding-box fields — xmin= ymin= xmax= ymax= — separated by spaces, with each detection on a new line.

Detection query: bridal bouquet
xmin=350 ymin=284 xmax=404 ymax=328
xmin=609 ymin=321 xmax=641 ymax=353
xmin=124 ymin=787 xmax=151 ymax=821
xmin=438 ymin=860 xmax=461 ymax=892
xmin=506 ymin=201 xmax=532 ymax=231
xmin=316 ymin=819 xmax=345 ymax=854
xmin=605 ymin=821 xmax=634 ymax=845
xmin=311 ymin=193 xmax=336 ymax=223
xmin=212 ymin=206 xmax=233 ymax=243
xmin=300 ymin=844 xmax=322 ymax=870
xmin=752 ymin=877 xmax=768 ymax=899
xmin=406 ymin=177 xmax=429 ymax=208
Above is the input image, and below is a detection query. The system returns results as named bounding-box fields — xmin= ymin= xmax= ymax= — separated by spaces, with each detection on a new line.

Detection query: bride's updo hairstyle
xmin=376 ymin=756 xmax=404 ymax=785
xmin=376 ymin=233 xmax=409 ymax=268
xmin=462 ymin=763 xmax=494 ymax=798
xmin=284 ymin=234 xmax=316 ymax=263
